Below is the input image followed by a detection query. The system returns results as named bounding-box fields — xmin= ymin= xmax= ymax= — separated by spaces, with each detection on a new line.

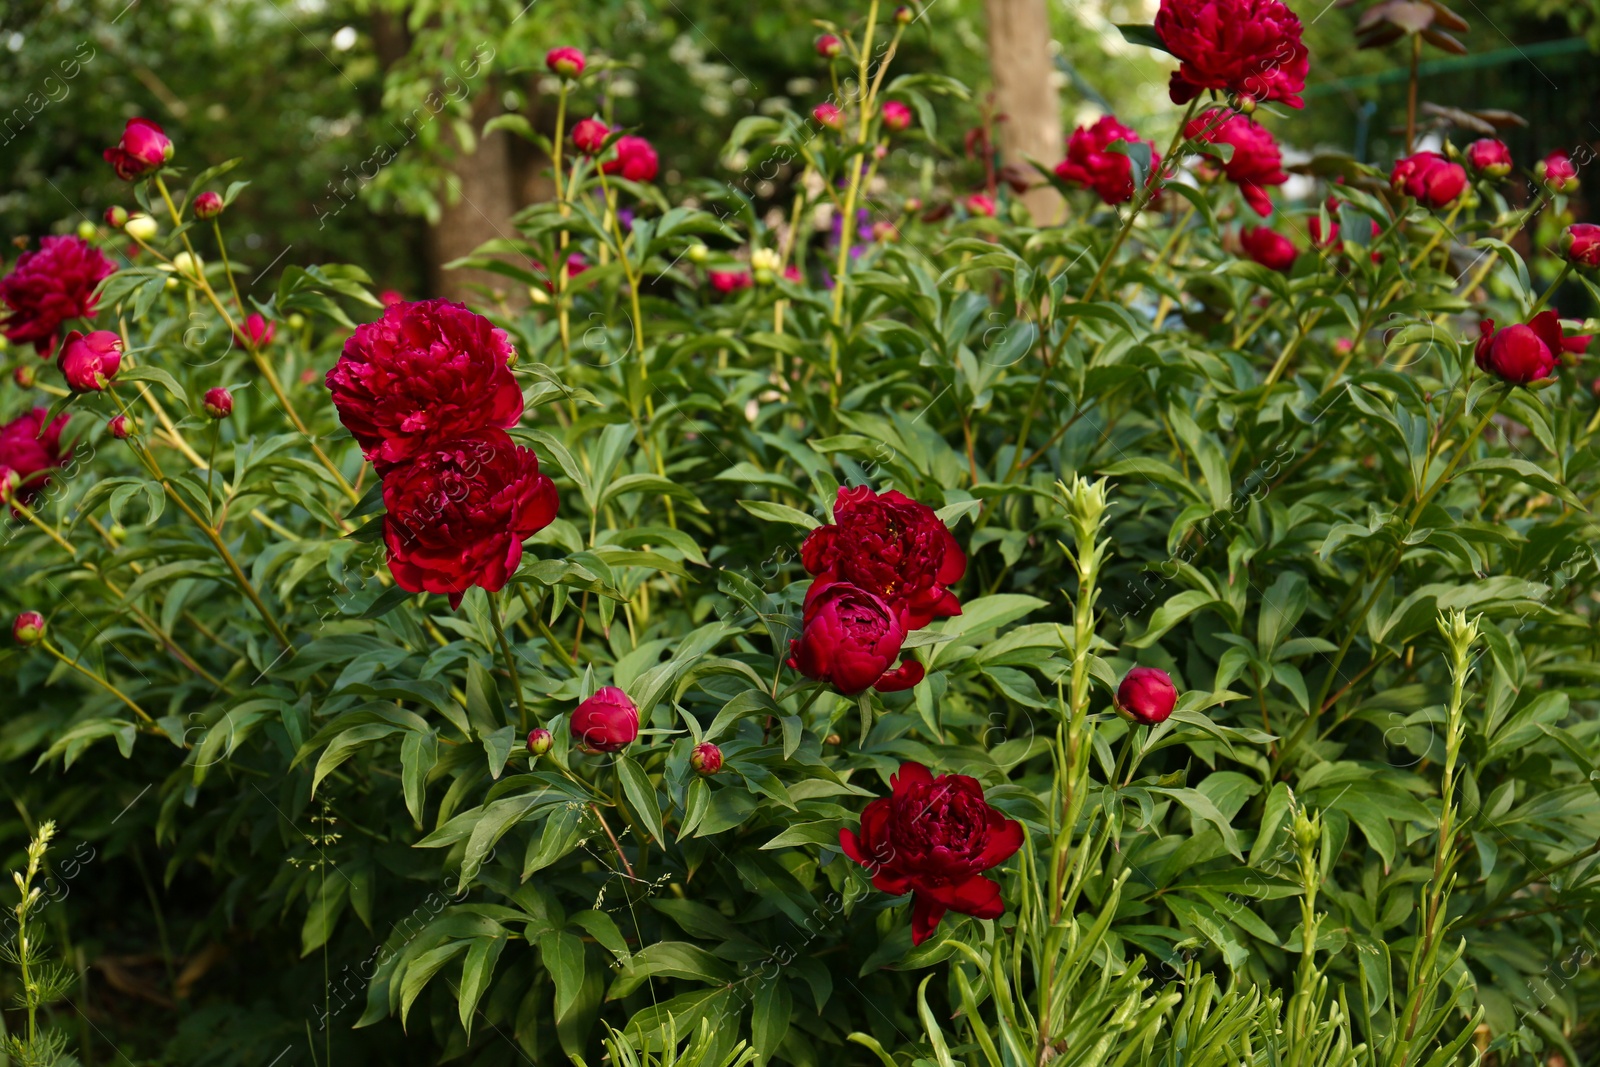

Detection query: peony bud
xmin=124 ymin=213 xmax=159 ymax=241
xmin=1465 ymin=138 xmax=1512 ymax=180
xmin=104 ymin=205 xmax=129 ymax=229
xmin=690 ymin=741 xmax=723 ymax=775
xmin=964 ymin=192 xmax=997 ymax=217
xmin=881 ymin=100 xmax=913 ymax=133
xmin=813 ymin=102 xmax=844 ymax=131
xmin=571 ymin=686 xmax=640 ymax=753
xmin=750 ymin=247 xmax=781 ymax=273
xmin=1562 ymin=223 xmax=1600 ymax=269
xmin=109 ymin=523 xmax=127 ymax=543
xmin=13 ymin=365 xmax=35 ymax=389
xmin=1475 ymin=312 xmax=1562 ymax=385
xmin=1539 ymin=150 xmax=1579 ymax=193
xmin=234 ymin=312 xmax=276 ymax=349
xmin=816 ymin=34 xmax=842 ymax=59
xmin=108 ymin=414 xmax=133 ymax=439
xmin=527 ymin=727 xmax=553 ymax=757
xmin=0 ymin=468 xmax=17 ymax=503
xmin=76 ymin=220 xmax=97 ymax=242
xmin=546 ymin=46 xmax=586 ymax=79
xmin=894 ymin=4 xmax=914 ymax=23
xmin=1390 ymin=152 xmax=1467 ymax=209
xmin=193 ymin=191 xmax=224 ymax=219
xmin=1240 ymin=225 xmax=1297 ymax=273
xmin=572 ymin=117 xmax=610 ymax=156
xmin=904 ymin=196 xmax=923 ymax=213
xmin=287 ymin=312 xmax=307 ymax=329
xmin=1116 ymin=666 xmax=1179 ymax=726
xmin=203 ymin=387 xmax=234 ymax=419
xmin=12 ymin=611 xmax=45 ymax=646
xmin=172 ymin=251 xmax=202 ymax=278
xmin=687 ymin=243 xmax=710 ymax=264
xmin=57 ymin=330 xmax=123 ymax=392
xmin=104 ymin=117 xmax=173 ymax=181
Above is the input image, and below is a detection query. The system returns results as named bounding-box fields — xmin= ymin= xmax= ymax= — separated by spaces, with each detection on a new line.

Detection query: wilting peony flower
xmin=0 ymin=236 xmax=115 ymax=357
xmin=1475 ymin=312 xmax=1562 ymax=385
xmin=1239 ymin=226 xmax=1296 ymax=272
xmin=1054 ymin=115 xmax=1160 ymax=206
xmin=788 ymin=581 xmax=925 ymax=695
xmin=813 ymin=102 xmax=845 ymax=131
xmin=881 ymin=100 xmax=913 ymax=133
xmin=708 ymin=269 xmax=752 ymax=294
xmin=381 ymin=429 xmax=559 ymax=608
xmin=327 ymin=299 xmax=525 ymax=469
xmin=1539 ymin=150 xmax=1579 ymax=192
xmin=570 ymin=686 xmax=639 ymax=753
xmin=1391 ymin=152 xmax=1468 ymax=209
xmin=1187 ymin=110 xmax=1287 ymax=216
xmin=801 ymin=485 xmax=966 ymax=628
xmin=1562 ymin=223 xmax=1600 ymax=268
xmin=602 ymin=136 xmax=659 ymax=183
xmin=193 ymin=191 xmax=224 ymax=219
xmin=1465 ymin=139 xmax=1512 ymax=179
xmin=546 ymin=46 xmax=585 ymax=79
xmin=526 ymin=727 xmax=553 ymax=757
xmin=0 ymin=408 xmax=71 ymax=506
xmin=203 ymin=387 xmax=234 ymax=419
xmin=840 ymin=761 xmax=1024 ymax=945
xmin=103 ymin=117 xmax=173 ymax=180
xmin=572 ymin=117 xmax=609 ymax=155
xmin=965 ymin=192 xmax=997 ymax=217
xmin=816 ymin=34 xmax=842 ymax=58
xmin=1155 ymin=0 xmax=1309 ymax=108
xmin=691 ymin=741 xmax=723 ymax=774
xmin=234 ymin=312 xmax=276 ymax=349
xmin=1116 ymin=666 xmax=1179 ymax=725
xmin=12 ymin=611 xmax=45 ymax=646
xmin=57 ymin=330 xmax=123 ymax=392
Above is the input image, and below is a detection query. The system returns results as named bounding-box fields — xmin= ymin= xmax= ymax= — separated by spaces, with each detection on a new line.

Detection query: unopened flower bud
xmin=203 ymin=387 xmax=234 ymax=418
xmin=690 ymin=741 xmax=723 ymax=775
xmin=546 ymin=46 xmax=586 ymax=79
xmin=77 ymin=220 xmax=98 ymax=241
xmin=125 ymin=213 xmax=158 ymax=241
xmin=527 ymin=727 xmax=553 ymax=757
xmin=1115 ymin=666 xmax=1178 ymax=726
xmin=687 ymin=243 xmax=710 ymax=264
xmin=193 ymin=191 xmax=224 ymax=219
xmin=12 ymin=611 xmax=45 ymax=646
xmin=750 ymin=248 xmax=781 ymax=273
xmin=813 ymin=102 xmax=844 ymax=131
xmin=816 ymin=34 xmax=842 ymax=59
xmin=108 ymin=414 xmax=133 ymax=439
xmin=172 ymin=251 xmax=202 ymax=277
xmin=104 ymin=205 xmax=129 ymax=228
xmin=13 ymin=365 xmax=35 ymax=388
xmin=894 ymin=4 xmax=914 ymax=23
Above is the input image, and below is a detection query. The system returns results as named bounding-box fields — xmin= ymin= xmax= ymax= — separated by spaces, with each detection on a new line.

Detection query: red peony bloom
xmin=1475 ymin=311 xmax=1563 ymax=385
xmin=881 ymin=100 xmax=913 ymax=133
xmin=57 ymin=329 xmax=123 ymax=393
xmin=234 ymin=312 xmax=276 ymax=349
xmin=801 ymin=485 xmax=965 ymax=629
xmin=708 ymin=269 xmax=752 ymax=294
xmin=103 ymin=118 xmax=173 ymax=181
xmin=572 ymin=117 xmax=610 ymax=155
xmin=0 ymin=408 xmax=71 ymax=507
xmin=546 ymin=46 xmax=586 ymax=79
xmin=1187 ymin=110 xmax=1287 ymax=217
xmin=326 ymin=299 xmax=524 ymax=470
xmin=788 ymin=581 xmax=925 ymax=695
xmin=840 ymin=761 xmax=1024 ymax=945
xmin=1239 ymin=226 xmax=1296 ymax=272
xmin=1562 ymin=223 xmax=1600 ymax=268
xmin=570 ymin=686 xmax=639 ymax=753
xmin=1155 ymin=0 xmax=1309 ymax=109
xmin=1391 ymin=152 xmax=1468 ymax=209
xmin=602 ymin=136 xmax=659 ymax=183
xmin=0 ymin=236 xmax=116 ymax=357
xmin=1540 ymin=150 xmax=1579 ymax=192
xmin=1054 ymin=115 xmax=1160 ymax=206
xmin=381 ymin=429 xmax=558 ymax=608
xmin=1116 ymin=667 xmax=1179 ymax=725
xmin=192 ymin=191 xmax=224 ymax=219
xmin=1465 ymin=139 xmax=1512 ymax=179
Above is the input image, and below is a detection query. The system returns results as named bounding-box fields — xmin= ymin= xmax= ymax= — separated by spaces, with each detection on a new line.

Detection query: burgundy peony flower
xmin=1187 ymin=110 xmax=1287 ymax=217
xmin=203 ymin=387 xmax=234 ymax=419
xmin=1240 ymin=225 xmax=1296 ymax=272
xmin=1540 ymin=150 xmax=1579 ymax=192
xmin=690 ymin=741 xmax=723 ymax=774
xmin=801 ymin=486 xmax=965 ymax=628
xmin=602 ymin=136 xmax=659 ymax=183
xmin=1116 ymin=667 xmax=1179 ymax=725
xmin=234 ymin=312 xmax=276 ymax=349
xmin=1475 ymin=312 xmax=1562 ymax=385
xmin=708 ymin=269 xmax=752 ymax=295
xmin=327 ymin=299 xmax=524 ymax=469
xmin=1054 ymin=115 xmax=1160 ymax=206
xmin=1465 ymin=139 xmax=1512 ymax=179
xmin=12 ymin=611 xmax=45 ymax=646
xmin=572 ymin=117 xmax=610 ymax=155
xmin=546 ymin=46 xmax=586 ymax=79
xmin=1391 ymin=152 xmax=1468 ymax=209
xmin=103 ymin=118 xmax=173 ymax=181
xmin=1155 ymin=0 xmax=1309 ymax=109
xmin=57 ymin=329 xmax=123 ymax=393
xmin=570 ymin=686 xmax=639 ymax=753
xmin=881 ymin=101 xmax=913 ymax=133
xmin=813 ymin=103 xmax=845 ymax=131
xmin=0 ymin=408 xmax=71 ymax=509
xmin=840 ymin=761 xmax=1024 ymax=945
xmin=788 ymin=581 xmax=925 ymax=695
xmin=965 ymin=193 xmax=997 ymax=218
xmin=381 ymin=428 xmax=559 ymax=608
xmin=0 ymin=236 xmax=115 ymax=357
xmin=193 ymin=191 xmax=224 ymax=219
xmin=1562 ymin=223 xmax=1600 ymax=268
xmin=816 ymin=34 xmax=842 ymax=58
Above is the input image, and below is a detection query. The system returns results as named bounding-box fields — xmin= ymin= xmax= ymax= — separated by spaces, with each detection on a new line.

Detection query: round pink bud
xmin=813 ymin=102 xmax=844 ymax=131
xmin=690 ymin=741 xmax=723 ymax=775
xmin=1465 ymin=138 xmax=1512 ymax=180
xmin=816 ymin=34 xmax=842 ymax=58
xmin=233 ymin=313 xmax=276 ymax=349
xmin=12 ymin=611 xmax=45 ymax=646
xmin=965 ymin=192 xmax=997 ymax=217
xmin=572 ymin=117 xmax=610 ymax=156
xmin=894 ymin=4 xmax=914 ymax=23
xmin=546 ymin=46 xmax=586 ymax=79
xmin=57 ymin=329 xmax=123 ymax=393
xmin=1562 ymin=223 xmax=1600 ymax=269
xmin=0 ymin=468 xmax=18 ymax=503
xmin=1539 ymin=150 xmax=1579 ymax=192
xmin=108 ymin=414 xmax=132 ymax=439
xmin=1116 ymin=666 xmax=1179 ymax=726
xmin=527 ymin=727 xmax=553 ymax=757
xmin=881 ymin=100 xmax=913 ymax=133
xmin=193 ymin=191 xmax=224 ymax=219
xmin=571 ymin=686 xmax=640 ymax=753
xmin=13 ymin=365 xmax=35 ymax=388
xmin=203 ymin=387 xmax=234 ymax=419
xmin=104 ymin=205 xmax=129 ymax=228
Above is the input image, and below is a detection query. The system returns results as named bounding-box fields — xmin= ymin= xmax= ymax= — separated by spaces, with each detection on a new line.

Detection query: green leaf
xmin=617 ymin=756 xmax=664 ymax=844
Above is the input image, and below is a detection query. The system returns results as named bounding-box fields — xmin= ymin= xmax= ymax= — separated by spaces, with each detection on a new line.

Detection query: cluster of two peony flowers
xmin=325 ymin=299 xmax=558 ymax=608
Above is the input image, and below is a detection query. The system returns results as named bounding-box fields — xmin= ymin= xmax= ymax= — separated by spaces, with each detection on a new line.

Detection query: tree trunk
xmin=984 ymin=0 xmax=1064 ymax=224
xmin=424 ymin=91 xmax=520 ymax=305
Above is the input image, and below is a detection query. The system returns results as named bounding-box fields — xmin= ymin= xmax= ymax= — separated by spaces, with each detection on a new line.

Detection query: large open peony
xmin=0 ymin=236 xmax=115 ymax=358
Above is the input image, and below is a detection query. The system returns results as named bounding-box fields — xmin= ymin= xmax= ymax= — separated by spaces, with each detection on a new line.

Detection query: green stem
xmin=41 ymin=640 xmax=155 ymax=724
xmin=489 ymin=590 xmax=531 ymax=733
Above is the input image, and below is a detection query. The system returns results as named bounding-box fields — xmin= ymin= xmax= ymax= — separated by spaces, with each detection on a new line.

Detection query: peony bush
xmin=3 ymin=4 xmax=1600 ymax=1065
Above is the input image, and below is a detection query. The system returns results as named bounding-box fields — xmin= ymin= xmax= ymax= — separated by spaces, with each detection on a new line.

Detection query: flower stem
xmin=41 ymin=639 xmax=155 ymax=725
xmin=489 ymin=590 xmax=531 ymax=732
